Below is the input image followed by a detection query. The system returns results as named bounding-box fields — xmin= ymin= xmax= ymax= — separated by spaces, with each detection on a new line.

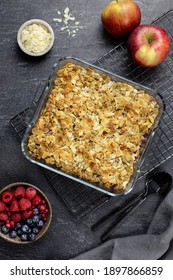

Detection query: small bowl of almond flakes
xmin=17 ymin=19 xmax=54 ymax=56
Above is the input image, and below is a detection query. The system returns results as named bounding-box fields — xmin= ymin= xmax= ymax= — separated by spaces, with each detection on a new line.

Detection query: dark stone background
xmin=0 ymin=0 xmax=173 ymax=259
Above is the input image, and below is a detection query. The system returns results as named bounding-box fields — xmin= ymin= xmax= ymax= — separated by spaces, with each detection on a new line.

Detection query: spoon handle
xmin=91 ymin=191 xmax=144 ymax=232
xmin=101 ymin=196 xmax=146 ymax=242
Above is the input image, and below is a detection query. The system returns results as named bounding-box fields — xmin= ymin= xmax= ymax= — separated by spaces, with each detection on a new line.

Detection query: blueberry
xmin=32 ymin=215 xmax=40 ymax=224
xmin=32 ymin=227 xmax=39 ymax=234
xmin=28 ymin=233 xmax=36 ymax=241
xmin=37 ymin=220 xmax=44 ymax=228
xmin=26 ymin=218 xmax=33 ymax=225
xmin=1 ymin=225 xmax=9 ymax=234
xmin=28 ymin=228 xmax=32 ymax=234
xmin=17 ymin=229 xmax=23 ymax=236
xmin=15 ymin=222 xmax=22 ymax=229
xmin=21 ymin=234 xmax=28 ymax=241
xmin=30 ymin=223 xmax=36 ymax=227
xmin=33 ymin=207 xmax=40 ymax=215
xmin=9 ymin=230 xmax=17 ymax=238
xmin=21 ymin=224 xmax=29 ymax=233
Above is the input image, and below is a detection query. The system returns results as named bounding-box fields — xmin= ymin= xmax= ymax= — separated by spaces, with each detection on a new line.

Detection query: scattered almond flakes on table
xmin=53 ymin=7 xmax=80 ymax=37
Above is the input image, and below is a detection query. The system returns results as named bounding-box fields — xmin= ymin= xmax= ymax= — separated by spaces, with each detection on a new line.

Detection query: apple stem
xmin=114 ymin=0 xmax=123 ymax=4
xmin=148 ymin=37 xmax=155 ymax=45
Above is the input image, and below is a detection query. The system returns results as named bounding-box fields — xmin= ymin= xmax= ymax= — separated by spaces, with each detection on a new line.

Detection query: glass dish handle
xmin=31 ymin=79 xmax=48 ymax=106
xmin=25 ymin=80 xmax=48 ymax=124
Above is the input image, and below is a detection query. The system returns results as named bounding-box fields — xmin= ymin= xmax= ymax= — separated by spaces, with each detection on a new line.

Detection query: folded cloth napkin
xmin=74 ymin=188 xmax=173 ymax=260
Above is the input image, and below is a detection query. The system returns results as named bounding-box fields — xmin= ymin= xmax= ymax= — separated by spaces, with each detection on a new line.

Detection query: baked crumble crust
xmin=28 ymin=63 xmax=159 ymax=190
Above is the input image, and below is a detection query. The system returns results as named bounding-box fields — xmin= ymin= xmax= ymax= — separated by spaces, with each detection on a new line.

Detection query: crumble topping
xmin=28 ymin=63 xmax=159 ymax=190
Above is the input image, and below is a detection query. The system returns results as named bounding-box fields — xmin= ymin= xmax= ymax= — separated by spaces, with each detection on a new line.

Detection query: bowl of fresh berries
xmin=0 ymin=182 xmax=52 ymax=243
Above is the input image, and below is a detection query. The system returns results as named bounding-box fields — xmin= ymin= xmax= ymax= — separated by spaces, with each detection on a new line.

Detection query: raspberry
xmin=0 ymin=201 xmax=5 ymax=212
xmin=39 ymin=205 xmax=46 ymax=213
xmin=25 ymin=187 xmax=36 ymax=200
xmin=14 ymin=186 xmax=25 ymax=200
xmin=32 ymin=195 xmax=42 ymax=206
xmin=0 ymin=212 xmax=8 ymax=221
xmin=10 ymin=200 xmax=20 ymax=212
xmin=11 ymin=213 xmax=22 ymax=223
xmin=1 ymin=191 xmax=13 ymax=204
xmin=19 ymin=198 xmax=31 ymax=211
xmin=22 ymin=209 xmax=32 ymax=220
xmin=10 ymin=220 xmax=15 ymax=228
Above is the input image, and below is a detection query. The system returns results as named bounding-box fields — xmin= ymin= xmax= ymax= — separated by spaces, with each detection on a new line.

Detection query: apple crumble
xmin=28 ymin=63 xmax=159 ymax=190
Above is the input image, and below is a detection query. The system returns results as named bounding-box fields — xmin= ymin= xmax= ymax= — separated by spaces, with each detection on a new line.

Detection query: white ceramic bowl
xmin=17 ymin=19 xmax=54 ymax=56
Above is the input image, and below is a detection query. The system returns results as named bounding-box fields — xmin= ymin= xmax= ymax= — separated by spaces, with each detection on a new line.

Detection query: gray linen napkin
xmin=74 ymin=187 xmax=173 ymax=260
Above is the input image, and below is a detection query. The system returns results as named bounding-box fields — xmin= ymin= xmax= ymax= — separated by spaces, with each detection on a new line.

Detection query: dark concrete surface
xmin=0 ymin=0 xmax=173 ymax=260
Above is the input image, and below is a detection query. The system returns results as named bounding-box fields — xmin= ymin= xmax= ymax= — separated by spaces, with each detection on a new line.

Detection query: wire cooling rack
xmin=10 ymin=10 xmax=173 ymax=219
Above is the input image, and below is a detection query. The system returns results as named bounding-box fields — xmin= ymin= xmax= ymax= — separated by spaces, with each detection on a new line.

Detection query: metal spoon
xmin=99 ymin=172 xmax=172 ymax=242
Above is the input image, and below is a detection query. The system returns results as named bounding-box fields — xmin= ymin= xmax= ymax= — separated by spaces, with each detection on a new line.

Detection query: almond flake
xmin=63 ymin=19 xmax=68 ymax=25
xmin=53 ymin=18 xmax=62 ymax=22
xmin=64 ymin=14 xmax=70 ymax=20
xmin=60 ymin=26 xmax=68 ymax=31
xmin=64 ymin=7 xmax=69 ymax=15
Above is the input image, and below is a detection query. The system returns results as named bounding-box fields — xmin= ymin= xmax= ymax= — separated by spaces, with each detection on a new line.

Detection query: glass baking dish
xmin=21 ymin=57 xmax=165 ymax=196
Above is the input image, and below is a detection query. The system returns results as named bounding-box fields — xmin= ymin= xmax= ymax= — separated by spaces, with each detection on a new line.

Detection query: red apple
xmin=101 ymin=0 xmax=141 ymax=39
xmin=127 ymin=24 xmax=171 ymax=67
